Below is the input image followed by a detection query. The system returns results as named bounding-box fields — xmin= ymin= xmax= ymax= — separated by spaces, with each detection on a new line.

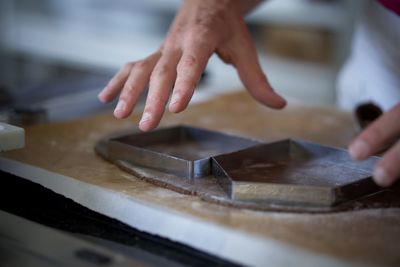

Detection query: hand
xmin=349 ymin=103 xmax=400 ymax=187
xmin=98 ymin=0 xmax=286 ymax=131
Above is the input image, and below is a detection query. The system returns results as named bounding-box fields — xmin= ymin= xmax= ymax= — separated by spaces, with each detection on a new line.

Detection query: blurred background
xmin=0 ymin=0 xmax=363 ymax=124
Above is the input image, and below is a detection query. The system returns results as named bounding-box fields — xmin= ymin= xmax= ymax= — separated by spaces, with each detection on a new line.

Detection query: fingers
xmin=373 ymin=140 xmax=400 ymax=187
xmin=169 ymin=46 xmax=211 ymax=113
xmin=100 ymin=42 xmax=211 ymax=130
xmin=114 ymin=53 xmax=161 ymax=119
xmin=230 ymin=30 xmax=286 ymax=109
xmin=349 ymin=103 xmax=400 ymax=187
xmin=139 ymin=50 xmax=181 ymax=131
xmin=349 ymin=104 xmax=400 ymax=160
xmin=98 ymin=62 xmax=134 ymax=103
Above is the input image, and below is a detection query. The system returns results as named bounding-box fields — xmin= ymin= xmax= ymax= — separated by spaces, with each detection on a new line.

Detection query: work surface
xmin=2 ymin=92 xmax=400 ymax=267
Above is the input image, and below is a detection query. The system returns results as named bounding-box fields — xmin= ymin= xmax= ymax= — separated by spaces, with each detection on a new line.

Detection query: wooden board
xmin=1 ymin=92 xmax=400 ymax=267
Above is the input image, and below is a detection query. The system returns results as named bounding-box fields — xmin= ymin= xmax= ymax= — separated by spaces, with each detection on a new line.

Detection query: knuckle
xmin=181 ymin=55 xmax=197 ymax=68
xmin=363 ymin=125 xmax=384 ymax=143
xmin=119 ymin=89 xmax=135 ymax=102
xmin=162 ymin=41 xmax=180 ymax=53
xmin=149 ymin=96 xmax=165 ymax=106
xmin=143 ymin=104 xmax=160 ymax=117
xmin=153 ymin=65 xmax=170 ymax=77
xmin=118 ymin=95 xmax=130 ymax=104
xmin=192 ymin=23 xmax=213 ymax=37
xmin=107 ymin=77 xmax=122 ymax=89
xmin=134 ymin=60 xmax=148 ymax=69
xmin=192 ymin=25 xmax=217 ymax=41
xmin=123 ymin=61 xmax=135 ymax=70
xmin=177 ymin=58 xmax=203 ymax=82
xmin=147 ymin=94 xmax=169 ymax=111
xmin=168 ymin=26 xmax=184 ymax=40
xmin=172 ymin=88 xmax=185 ymax=99
xmin=123 ymin=84 xmax=136 ymax=95
xmin=176 ymin=68 xmax=193 ymax=81
xmin=176 ymin=78 xmax=196 ymax=90
xmin=106 ymin=81 xmax=117 ymax=89
xmin=255 ymin=72 xmax=267 ymax=84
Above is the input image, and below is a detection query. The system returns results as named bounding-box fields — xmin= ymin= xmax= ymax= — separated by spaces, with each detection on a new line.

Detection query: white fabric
xmin=337 ymin=0 xmax=400 ymax=111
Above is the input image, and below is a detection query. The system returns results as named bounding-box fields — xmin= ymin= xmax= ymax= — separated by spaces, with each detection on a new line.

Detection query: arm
xmin=98 ymin=0 xmax=286 ymax=131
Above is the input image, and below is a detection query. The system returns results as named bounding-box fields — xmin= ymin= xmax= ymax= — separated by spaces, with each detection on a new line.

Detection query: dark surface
xmin=0 ymin=171 xmax=241 ymax=267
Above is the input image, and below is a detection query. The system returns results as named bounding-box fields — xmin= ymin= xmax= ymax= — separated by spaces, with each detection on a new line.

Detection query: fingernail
xmin=114 ymin=100 xmax=126 ymax=117
xmin=139 ymin=112 xmax=152 ymax=124
xmin=169 ymin=99 xmax=179 ymax=112
xmin=170 ymin=94 xmax=179 ymax=105
xmin=98 ymin=91 xmax=106 ymax=102
xmin=349 ymin=140 xmax=370 ymax=160
xmin=373 ymin=167 xmax=391 ymax=187
xmin=277 ymin=97 xmax=287 ymax=108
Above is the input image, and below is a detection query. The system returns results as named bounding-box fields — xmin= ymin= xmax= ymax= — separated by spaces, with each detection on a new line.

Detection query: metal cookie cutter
xmin=102 ymin=125 xmax=260 ymax=179
xmin=212 ymin=139 xmax=382 ymax=207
